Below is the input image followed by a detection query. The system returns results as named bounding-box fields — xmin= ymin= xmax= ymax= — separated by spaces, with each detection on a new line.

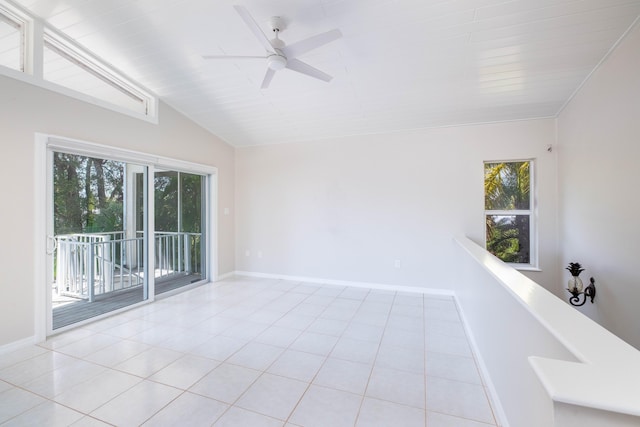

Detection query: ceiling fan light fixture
xmin=267 ymin=54 xmax=287 ymax=70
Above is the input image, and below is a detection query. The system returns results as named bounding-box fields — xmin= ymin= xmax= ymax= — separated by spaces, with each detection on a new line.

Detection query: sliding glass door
xmin=51 ymin=152 xmax=148 ymax=330
xmin=154 ymin=170 xmax=206 ymax=295
xmin=44 ymin=137 xmax=215 ymax=335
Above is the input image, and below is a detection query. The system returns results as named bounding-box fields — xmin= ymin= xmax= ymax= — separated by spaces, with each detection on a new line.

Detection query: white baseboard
xmin=0 ymin=336 xmax=37 ymax=355
xmin=233 ymin=270 xmax=455 ymax=297
xmin=215 ymin=271 xmax=236 ymax=281
xmin=455 ymin=299 xmax=509 ymax=427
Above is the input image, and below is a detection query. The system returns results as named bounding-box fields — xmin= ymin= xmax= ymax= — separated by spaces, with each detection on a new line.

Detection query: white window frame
xmin=483 ymin=159 xmax=538 ymax=271
xmin=0 ymin=0 xmax=29 ymax=72
xmin=34 ymin=133 xmax=218 ymax=339
xmin=0 ymin=0 xmax=157 ymax=122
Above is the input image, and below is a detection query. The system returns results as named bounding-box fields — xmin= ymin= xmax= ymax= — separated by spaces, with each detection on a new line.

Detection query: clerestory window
xmin=484 ymin=160 xmax=536 ymax=268
xmin=0 ymin=2 xmax=26 ymax=72
xmin=43 ymin=31 xmax=153 ymax=117
xmin=0 ymin=1 xmax=156 ymax=120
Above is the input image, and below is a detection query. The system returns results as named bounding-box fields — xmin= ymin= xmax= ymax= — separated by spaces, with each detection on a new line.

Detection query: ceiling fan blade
xmin=281 ymin=29 xmax=342 ymax=59
xmin=261 ymin=68 xmax=276 ymax=89
xmin=202 ymin=55 xmax=266 ymax=60
xmin=285 ymin=58 xmax=332 ymax=82
xmin=233 ymin=5 xmax=275 ymax=54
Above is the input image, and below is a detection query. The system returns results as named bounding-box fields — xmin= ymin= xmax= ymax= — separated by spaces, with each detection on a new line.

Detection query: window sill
xmin=509 ymin=264 xmax=542 ymax=272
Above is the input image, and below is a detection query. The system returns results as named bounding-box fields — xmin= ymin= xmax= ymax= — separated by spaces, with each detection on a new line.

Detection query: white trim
xmin=0 ymin=3 xmax=158 ymax=123
xmin=454 ymin=297 xmax=510 ymax=427
xmin=0 ymin=336 xmax=37 ymax=355
xmin=233 ymin=270 xmax=455 ymax=297
xmin=216 ymin=271 xmax=236 ymax=281
xmin=35 ymin=133 xmax=219 ymax=337
xmin=483 ymin=159 xmax=538 ymax=269
xmin=34 ymin=133 xmax=47 ymax=343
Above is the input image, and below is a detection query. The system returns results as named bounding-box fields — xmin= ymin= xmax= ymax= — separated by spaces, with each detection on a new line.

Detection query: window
xmin=44 ymin=32 xmax=153 ymax=116
xmin=0 ymin=1 xmax=157 ymax=120
xmin=0 ymin=2 xmax=26 ymax=71
xmin=484 ymin=160 xmax=535 ymax=266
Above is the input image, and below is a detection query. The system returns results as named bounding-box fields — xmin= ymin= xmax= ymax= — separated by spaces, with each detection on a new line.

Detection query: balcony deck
xmin=52 ymin=273 xmax=202 ymax=330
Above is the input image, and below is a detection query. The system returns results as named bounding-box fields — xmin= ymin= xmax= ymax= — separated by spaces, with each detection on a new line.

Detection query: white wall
xmin=236 ymin=119 xmax=558 ymax=292
xmin=557 ymin=21 xmax=640 ymax=349
xmin=0 ymin=75 xmax=235 ymax=348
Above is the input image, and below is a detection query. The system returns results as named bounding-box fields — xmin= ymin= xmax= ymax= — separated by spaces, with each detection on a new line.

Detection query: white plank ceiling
xmin=11 ymin=0 xmax=640 ymax=147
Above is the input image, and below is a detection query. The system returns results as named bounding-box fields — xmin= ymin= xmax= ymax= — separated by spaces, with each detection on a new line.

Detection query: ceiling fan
xmin=203 ymin=5 xmax=342 ymax=89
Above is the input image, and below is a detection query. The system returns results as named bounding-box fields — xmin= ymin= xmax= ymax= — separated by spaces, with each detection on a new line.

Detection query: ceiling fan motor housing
xmin=267 ymin=53 xmax=287 ymax=70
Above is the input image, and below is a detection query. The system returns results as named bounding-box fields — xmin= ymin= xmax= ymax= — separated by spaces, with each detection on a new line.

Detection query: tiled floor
xmin=0 ymin=277 xmax=500 ymax=426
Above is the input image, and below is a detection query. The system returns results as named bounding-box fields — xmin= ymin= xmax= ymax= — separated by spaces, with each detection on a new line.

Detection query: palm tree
xmin=484 ymin=161 xmax=530 ymax=263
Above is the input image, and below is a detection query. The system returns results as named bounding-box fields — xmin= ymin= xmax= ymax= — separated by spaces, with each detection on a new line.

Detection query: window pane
xmin=0 ymin=13 xmax=22 ymax=71
xmin=43 ymin=40 xmax=148 ymax=115
xmin=484 ymin=161 xmax=530 ymax=210
xmin=486 ymin=215 xmax=530 ymax=264
xmin=52 ymin=153 xmax=148 ymax=329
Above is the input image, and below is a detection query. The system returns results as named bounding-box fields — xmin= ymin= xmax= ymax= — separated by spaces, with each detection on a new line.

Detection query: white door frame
xmin=34 ymin=133 xmax=218 ymax=340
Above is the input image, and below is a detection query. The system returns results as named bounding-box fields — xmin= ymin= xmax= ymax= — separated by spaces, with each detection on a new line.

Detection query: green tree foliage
xmin=53 ymin=153 xmax=124 ymax=234
xmin=484 ymin=161 xmax=530 ymax=263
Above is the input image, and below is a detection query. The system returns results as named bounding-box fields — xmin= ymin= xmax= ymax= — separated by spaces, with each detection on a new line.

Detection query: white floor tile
xmin=53 ymin=369 xmax=141 ymax=413
xmin=254 ymin=326 xmax=303 ymax=348
xmin=426 ymin=376 xmax=495 ymax=424
xmin=425 ymin=333 xmax=473 ymax=357
xmin=83 ymin=339 xmax=151 ymax=367
xmin=273 ymin=313 xmax=317 ymax=330
xmin=394 ymin=294 xmax=424 ymax=307
xmin=213 ymin=406 xmax=284 ymax=427
xmin=143 ymin=392 xmax=228 ymax=426
xmin=235 ymin=373 xmax=308 ymax=420
xmin=0 ymin=351 xmax=76 ymax=386
xmin=427 ymin=411 xmax=496 ymax=426
xmin=307 ymin=318 xmax=349 ymax=336
xmin=366 ymin=366 xmax=426 ymax=409
xmin=0 ymin=387 xmax=46 ymax=423
xmin=21 ymin=359 xmax=106 ymax=398
xmin=189 ymin=362 xmax=261 ymax=404
xmin=386 ymin=314 xmax=424 ymax=332
xmin=375 ymin=344 xmax=425 ymax=374
xmin=190 ymin=335 xmax=247 ymax=361
xmin=0 ymin=346 xmax=49 ymax=370
xmin=114 ymin=347 xmax=183 ymax=378
xmin=381 ymin=327 xmax=425 ymax=350
xmin=90 ymin=380 xmax=182 ymax=426
xmin=425 ymin=319 xmax=466 ymax=339
xmin=227 ymin=342 xmax=284 ymax=371
xmin=313 ymin=357 xmax=371 ymax=394
xmin=425 ymin=352 xmax=482 ymax=385
xmin=70 ymin=416 xmax=113 ymax=426
xmin=219 ymin=320 xmax=269 ymax=341
xmin=267 ymin=349 xmax=326 ymax=382
xmin=342 ymin=322 xmax=385 ymax=343
xmin=290 ymin=332 xmax=339 ymax=356
xmin=3 ymin=400 xmax=84 ymax=427
xmin=330 ymin=337 xmax=379 ymax=364
xmin=149 ymin=354 xmax=220 ymax=389
xmin=7 ymin=278 xmax=498 ymax=427
xmin=424 ymin=306 xmax=461 ymax=322
xmin=356 ymin=397 xmax=425 ymax=427
xmin=289 ymin=385 xmax=362 ymax=427
xmin=156 ymin=329 xmax=213 ymax=352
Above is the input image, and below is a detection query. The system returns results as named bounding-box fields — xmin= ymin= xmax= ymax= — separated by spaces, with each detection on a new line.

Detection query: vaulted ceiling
xmin=11 ymin=0 xmax=640 ymax=146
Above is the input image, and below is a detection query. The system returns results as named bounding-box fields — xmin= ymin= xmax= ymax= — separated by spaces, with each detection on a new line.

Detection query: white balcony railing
xmin=55 ymin=231 xmax=201 ymax=301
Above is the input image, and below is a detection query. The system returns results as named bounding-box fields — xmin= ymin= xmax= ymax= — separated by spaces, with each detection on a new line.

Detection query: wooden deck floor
xmin=52 ymin=273 xmax=202 ymax=330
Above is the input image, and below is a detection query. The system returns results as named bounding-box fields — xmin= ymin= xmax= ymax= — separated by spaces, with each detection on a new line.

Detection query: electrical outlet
xmin=394 ymin=260 xmax=401 ymax=268
xmin=245 ymin=250 xmax=250 ymax=257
